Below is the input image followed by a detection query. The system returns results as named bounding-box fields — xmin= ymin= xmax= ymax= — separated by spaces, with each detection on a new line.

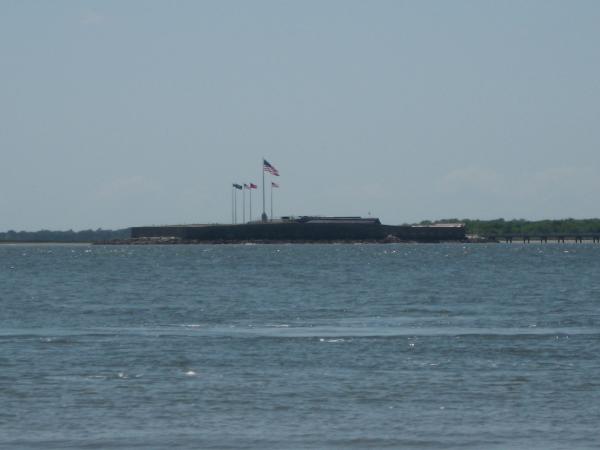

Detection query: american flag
xmin=249 ymin=183 xmax=258 ymax=189
xmin=271 ymin=182 xmax=279 ymax=188
xmin=263 ymin=159 xmax=280 ymax=176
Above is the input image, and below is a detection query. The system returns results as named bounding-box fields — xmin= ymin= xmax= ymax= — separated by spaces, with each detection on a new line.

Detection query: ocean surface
xmin=1 ymin=243 xmax=599 ymax=449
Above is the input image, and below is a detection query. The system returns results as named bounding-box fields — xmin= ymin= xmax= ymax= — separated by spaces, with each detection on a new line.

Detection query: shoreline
xmin=94 ymin=236 xmax=468 ymax=245
xmin=0 ymin=241 xmax=92 ymax=245
xmin=2 ymin=238 xmax=598 ymax=245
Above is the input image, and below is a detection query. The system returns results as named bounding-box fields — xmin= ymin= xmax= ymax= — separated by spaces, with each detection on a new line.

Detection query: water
xmin=1 ymin=243 xmax=599 ymax=449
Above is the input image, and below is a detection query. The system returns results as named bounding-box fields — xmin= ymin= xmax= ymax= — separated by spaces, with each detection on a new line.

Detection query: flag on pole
xmin=271 ymin=182 xmax=279 ymax=188
xmin=263 ymin=159 xmax=280 ymax=176
xmin=250 ymin=183 xmax=258 ymax=189
xmin=233 ymin=183 xmax=243 ymax=190
xmin=243 ymin=183 xmax=249 ymax=189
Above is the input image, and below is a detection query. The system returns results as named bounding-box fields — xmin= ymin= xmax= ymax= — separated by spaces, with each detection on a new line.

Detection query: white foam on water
xmin=87 ymin=375 xmax=107 ymax=380
xmin=185 ymin=370 xmax=197 ymax=376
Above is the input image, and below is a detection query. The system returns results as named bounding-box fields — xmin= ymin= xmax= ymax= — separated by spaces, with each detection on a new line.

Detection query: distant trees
xmin=0 ymin=228 xmax=129 ymax=242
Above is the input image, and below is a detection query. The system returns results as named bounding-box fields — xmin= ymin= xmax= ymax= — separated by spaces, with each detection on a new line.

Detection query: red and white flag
xmin=249 ymin=183 xmax=258 ymax=189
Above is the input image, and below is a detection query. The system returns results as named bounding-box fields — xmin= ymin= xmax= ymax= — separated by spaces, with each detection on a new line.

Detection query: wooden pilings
xmin=497 ymin=234 xmax=599 ymax=243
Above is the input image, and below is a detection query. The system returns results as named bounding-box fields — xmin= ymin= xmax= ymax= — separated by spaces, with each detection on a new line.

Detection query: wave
xmin=2 ymin=324 xmax=595 ymax=340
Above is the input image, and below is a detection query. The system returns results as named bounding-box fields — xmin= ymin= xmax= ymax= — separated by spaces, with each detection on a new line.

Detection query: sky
xmin=1 ymin=0 xmax=599 ymax=230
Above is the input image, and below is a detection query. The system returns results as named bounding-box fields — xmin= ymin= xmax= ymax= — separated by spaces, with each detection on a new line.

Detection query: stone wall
xmin=131 ymin=223 xmax=465 ymax=242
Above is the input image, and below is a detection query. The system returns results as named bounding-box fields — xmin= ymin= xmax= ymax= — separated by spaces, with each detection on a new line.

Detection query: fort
xmin=129 ymin=216 xmax=466 ymax=243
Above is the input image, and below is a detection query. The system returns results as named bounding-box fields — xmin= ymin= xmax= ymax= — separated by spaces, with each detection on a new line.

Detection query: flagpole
xmin=231 ymin=185 xmax=234 ymax=224
xmin=270 ymin=182 xmax=273 ymax=221
xmin=249 ymin=189 xmax=252 ymax=222
xmin=242 ymin=186 xmax=246 ymax=223
xmin=234 ymin=188 xmax=237 ymax=224
xmin=261 ymin=158 xmax=267 ymax=222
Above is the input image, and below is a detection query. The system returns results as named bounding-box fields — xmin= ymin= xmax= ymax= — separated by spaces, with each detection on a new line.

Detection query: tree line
xmin=0 ymin=228 xmax=129 ymax=242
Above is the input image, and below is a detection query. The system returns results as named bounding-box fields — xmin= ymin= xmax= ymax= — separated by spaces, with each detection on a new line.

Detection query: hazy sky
xmin=2 ymin=1 xmax=599 ymax=230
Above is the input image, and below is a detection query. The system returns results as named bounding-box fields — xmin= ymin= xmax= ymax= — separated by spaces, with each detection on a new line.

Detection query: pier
xmin=488 ymin=233 xmax=600 ymax=243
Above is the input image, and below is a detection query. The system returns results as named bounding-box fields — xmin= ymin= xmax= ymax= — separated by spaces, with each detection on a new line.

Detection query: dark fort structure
xmin=130 ymin=216 xmax=465 ymax=243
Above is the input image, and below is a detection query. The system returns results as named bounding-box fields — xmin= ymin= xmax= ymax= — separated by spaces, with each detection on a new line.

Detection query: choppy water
xmin=1 ymin=243 xmax=599 ymax=449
